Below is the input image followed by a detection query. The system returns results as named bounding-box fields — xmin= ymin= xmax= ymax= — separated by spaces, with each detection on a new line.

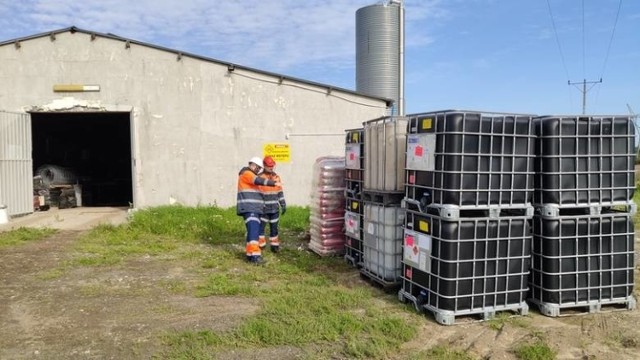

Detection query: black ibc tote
xmin=534 ymin=115 xmax=635 ymax=206
xmin=530 ymin=115 xmax=636 ymax=317
xmin=404 ymin=110 xmax=535 ymax=212
xmin=399 ymin=110 xmax=535 ymax=325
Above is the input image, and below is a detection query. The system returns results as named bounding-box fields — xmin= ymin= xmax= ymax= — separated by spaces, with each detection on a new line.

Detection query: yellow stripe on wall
xmin=53 ymin=84 xmax=100 ymax=92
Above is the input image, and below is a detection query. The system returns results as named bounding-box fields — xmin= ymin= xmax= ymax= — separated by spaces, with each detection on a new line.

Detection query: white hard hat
xmin=249 ymin=156 xmax=263 ymax=168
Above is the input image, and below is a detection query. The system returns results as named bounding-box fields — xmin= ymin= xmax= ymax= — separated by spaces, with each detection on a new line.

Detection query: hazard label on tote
xmin=263 ymin=143 xmax=290 ymax=163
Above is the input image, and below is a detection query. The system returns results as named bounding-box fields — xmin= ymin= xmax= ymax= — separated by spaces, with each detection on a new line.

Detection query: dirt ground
xmin=1 ymin=229 xmax=640 ymax=359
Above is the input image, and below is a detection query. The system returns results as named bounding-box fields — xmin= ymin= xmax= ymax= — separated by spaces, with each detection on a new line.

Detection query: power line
xmin=547 ymin=1 xmax=623 ymax=114
xmin=581 ymin=0 xmax=586 ymax=78
xmin=594 ymin=0 xmax=623 ymax=111
xmin=551 ymin=0 xmax=622 ymax=114
xmin=573 ymin=0 xmax=598 ymax=115
xmin=545 ymin=0 xmax=571 ymax=81
xmin=598 ymin=0 xmax=623 ymax=79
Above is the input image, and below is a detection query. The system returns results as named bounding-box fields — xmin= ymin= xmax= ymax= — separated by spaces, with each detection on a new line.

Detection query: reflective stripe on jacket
xmin=237 ymin=167 xmax=275 ymax=215
xmin=258 ymin=172 xmax=285 ymax=214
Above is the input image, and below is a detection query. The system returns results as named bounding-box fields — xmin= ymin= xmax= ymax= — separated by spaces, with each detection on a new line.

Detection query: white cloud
xmin=0 ymin=0 xmax=441 ymax=75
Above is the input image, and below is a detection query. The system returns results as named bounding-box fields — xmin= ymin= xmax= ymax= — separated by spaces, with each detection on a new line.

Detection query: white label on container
xmin=367 ymin=222 xmax=375 ymax=235
xmin=345 ymin=144 xmax=361 ymax=170
xmin=406 ymin=134 xmax=436 ymax=171
xmin=419 ymin=252 xmax=430 ymax=273
xmin=344 ymin=211 xmax=360 ymax=237
xmin=404 ymin=229 xmax=432 ymax=271
xmin=419 ymin=233 xmax=431 ymax=252
xmin=403 ymin=230 xmax=420 ymax=265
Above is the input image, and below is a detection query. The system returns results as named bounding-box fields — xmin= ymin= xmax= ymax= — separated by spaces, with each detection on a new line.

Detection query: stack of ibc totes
xmin=344 ymin=128 xmax=365 ymax=267
xmin=360 ymin=116 xmax=408 ymax=287
xmin=530 ymin=115 xmax=636 ymax=316
xmin=399 ymin=110 xmax=535 ymax=325
xmin=308 ymin=156 xmax=347 ymax=256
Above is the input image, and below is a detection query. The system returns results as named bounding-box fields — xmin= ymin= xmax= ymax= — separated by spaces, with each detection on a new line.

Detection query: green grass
xmin=126 ymin=205 xmax=245 ymax=245
xmin=513 ymin=340 xmax=556 ymax=360
xmin=486 ymin=312 xmax=530 ymax=331
xmin=512 ymin=331 xmax=556 ymax=360
xmin=59 ymin=205 xmax=421 ymax=359
xmin=4 ymin=200 xmax=629 ymax=359
xmin=0 ymin=227 xmax=57 ymax=248
xmin=70 ymin=205 xmax=247 ymax=266
xmin=413 ymin=345 xmax=475 ymax=360
xmin=176 ymin=243 xmax=419 ymax=358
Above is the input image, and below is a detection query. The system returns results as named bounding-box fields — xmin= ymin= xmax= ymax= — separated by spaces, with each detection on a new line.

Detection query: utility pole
xmin=568 ymin=78 xmax=602 ymax=114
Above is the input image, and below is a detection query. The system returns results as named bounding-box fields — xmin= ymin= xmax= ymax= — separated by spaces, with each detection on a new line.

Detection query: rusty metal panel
xmin=0 ymin=111 xmax=33 ymax=217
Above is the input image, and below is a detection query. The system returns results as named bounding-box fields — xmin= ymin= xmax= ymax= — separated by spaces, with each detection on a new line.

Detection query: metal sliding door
xmin=0 ymin=111 xmax=33 ymax=216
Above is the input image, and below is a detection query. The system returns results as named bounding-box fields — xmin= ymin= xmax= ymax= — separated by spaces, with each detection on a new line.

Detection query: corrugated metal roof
xmin=0 ymin=26 xmax=393 ymax=107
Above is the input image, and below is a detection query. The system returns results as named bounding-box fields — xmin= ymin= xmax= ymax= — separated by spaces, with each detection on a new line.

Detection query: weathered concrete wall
xmin=0 ymin=31 xmax=388 ymax=208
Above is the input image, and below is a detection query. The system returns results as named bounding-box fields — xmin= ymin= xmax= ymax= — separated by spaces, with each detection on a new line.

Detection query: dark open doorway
xmin=31 ymin=112 xmax=133 ymax=207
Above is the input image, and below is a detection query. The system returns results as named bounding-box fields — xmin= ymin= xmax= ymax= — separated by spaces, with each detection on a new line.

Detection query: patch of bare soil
xmin=396 ymin=306 xmax=640 ymax=360
xmin=0 ymin=231 xmax=259 ymax=359
xmin=1 ymin=231 xmax=640 ymax=359
xmin=395 ymin=236 xmax=640 ymax=360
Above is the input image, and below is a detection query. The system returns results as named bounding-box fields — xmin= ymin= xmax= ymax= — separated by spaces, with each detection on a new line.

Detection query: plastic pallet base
xmin=398 ymin=289 xmax=529 ymax=326
xmin=362 ymin=191 xmax=404 ymax=206
xmin=414 ymin=203 xmax=534 ymax=220
xmin=529 ymin=296 xmax=636 ymax=317
xmin=359 ymin=269 xmax=401 ymax=292
xmin=536 ymin=203 xmax=637 ymax=217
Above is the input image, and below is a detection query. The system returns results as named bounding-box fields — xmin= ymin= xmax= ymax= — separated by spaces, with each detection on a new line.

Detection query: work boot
xmin=269 ymin=236 xmax=280 ymax=253
xmin=258 ymin=236 xmax=267 ymax=249
xmin=248 ymin=255 xmax=266 ymax=265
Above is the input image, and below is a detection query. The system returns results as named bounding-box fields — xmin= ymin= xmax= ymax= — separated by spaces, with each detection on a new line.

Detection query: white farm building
xmin=0 ymin=27 xmax=391 ymax=216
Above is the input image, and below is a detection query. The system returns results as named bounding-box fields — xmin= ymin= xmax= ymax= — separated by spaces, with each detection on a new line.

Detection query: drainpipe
xmin=390 ymin=0 xmax=405 ymax=116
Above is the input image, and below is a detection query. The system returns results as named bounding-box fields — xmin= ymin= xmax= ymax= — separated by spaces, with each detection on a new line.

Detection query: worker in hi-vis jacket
xmin=257 ymin=156 xmax=286 ymax=253
xmin=237 ymin=157 xmax=281 ymax=264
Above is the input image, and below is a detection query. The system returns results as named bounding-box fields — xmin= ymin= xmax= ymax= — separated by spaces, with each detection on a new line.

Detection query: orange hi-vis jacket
xmin=237 ymin=167 xmax=276 ymax=215
xmin=258 ymin=172 xmax=285 ymax=214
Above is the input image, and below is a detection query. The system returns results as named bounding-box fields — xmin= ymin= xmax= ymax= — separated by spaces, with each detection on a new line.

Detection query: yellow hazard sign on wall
xmin=263 ymin=143 xmax=291 ymax=163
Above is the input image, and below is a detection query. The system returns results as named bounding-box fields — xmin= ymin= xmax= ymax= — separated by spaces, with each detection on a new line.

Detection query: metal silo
xmin=356 ymin=1 xmax=404 ymax=115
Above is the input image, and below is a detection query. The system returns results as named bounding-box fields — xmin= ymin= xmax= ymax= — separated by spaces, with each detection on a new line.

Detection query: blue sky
xmin=0 ymin=0 xmax=638 ymax=117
